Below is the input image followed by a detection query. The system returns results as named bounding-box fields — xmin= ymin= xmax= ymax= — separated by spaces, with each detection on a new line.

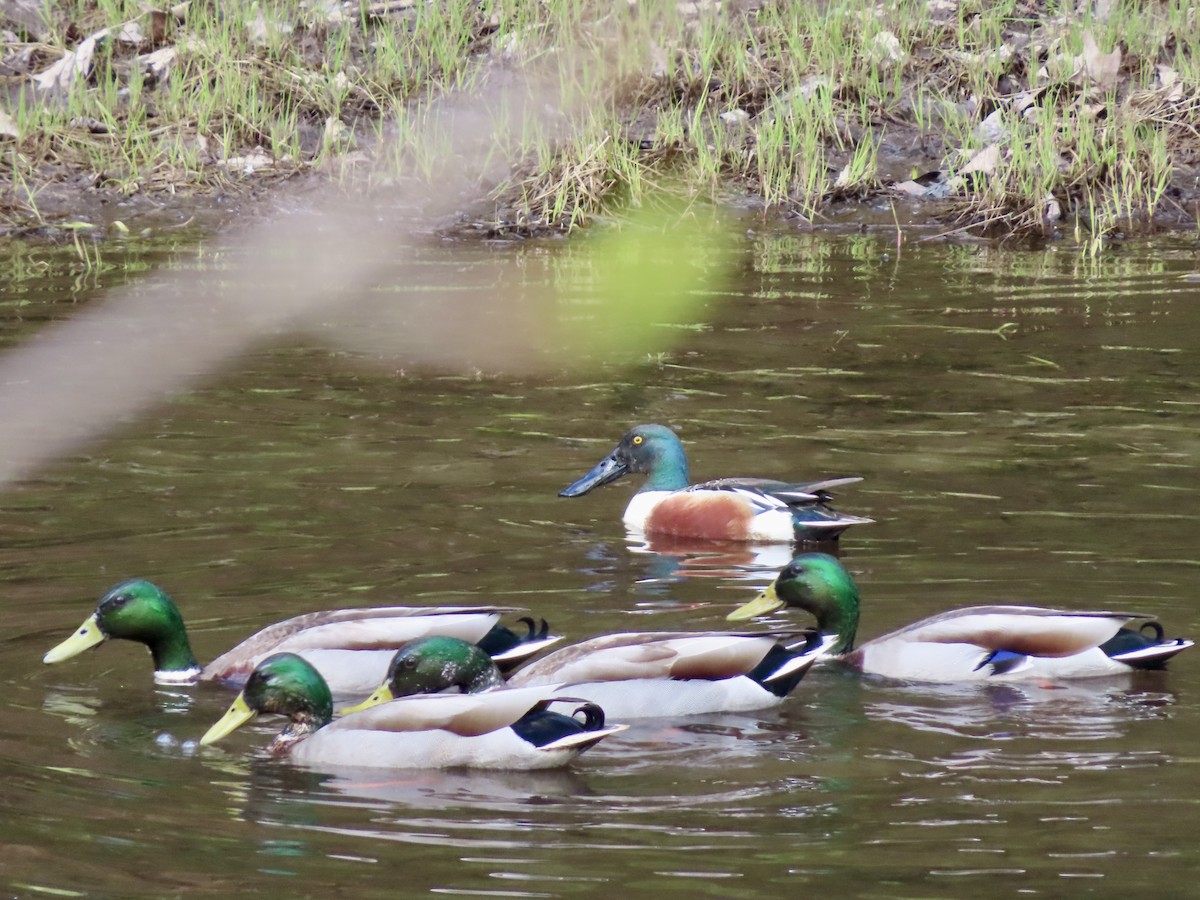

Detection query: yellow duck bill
xmin=200 ymin=694 xmax=258 ymax=746
xmin=42 ymin=614 xmax=106 ymax=663
xmin=727 ymin=584 xmax=785 ymax=621
xmin=338 ymin=684 xmax=394 ymax=716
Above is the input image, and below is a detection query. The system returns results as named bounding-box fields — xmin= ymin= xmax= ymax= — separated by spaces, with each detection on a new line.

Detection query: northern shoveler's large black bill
xmin=558 ymin=451 xmax=629 ymax=497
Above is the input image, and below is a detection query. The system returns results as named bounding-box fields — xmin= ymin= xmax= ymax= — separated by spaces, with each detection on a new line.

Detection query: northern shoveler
xmin=42 ymin=578 xmax=561 ymax=694
xmin=342 ymin=630 xmax=838 ymax=719
xmin=559 ymin=423 xmax=871 ymax=542
xmin=200 ymin=653 xmax=625 ymax=769
xmin=728 ymin=553 xmax=1193 ymax=681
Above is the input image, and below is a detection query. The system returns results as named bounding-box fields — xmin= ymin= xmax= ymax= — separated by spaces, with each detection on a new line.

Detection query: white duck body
xmin=206 ymin=607 xmax=521 ymax=694
xmin=507 ymin=631 xmax=833 ymax=717
xmin=622 ymin=481 xmax=871 ymax=544
xmin=287 ymin=686 xmax=626 ymax=770
xmin=847 ymin=606 xmax=1194 ymax=683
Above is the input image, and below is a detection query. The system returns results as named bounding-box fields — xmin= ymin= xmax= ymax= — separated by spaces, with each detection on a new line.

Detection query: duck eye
xmin=632 ymin=435 xmax=644 ymax=446
xmin=101 ymin=594 xmax=131 ymax=612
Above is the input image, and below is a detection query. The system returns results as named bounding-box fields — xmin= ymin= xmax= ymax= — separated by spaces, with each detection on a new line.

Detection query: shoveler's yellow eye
xmin=632 ymin=435 xmax=643 ymax=445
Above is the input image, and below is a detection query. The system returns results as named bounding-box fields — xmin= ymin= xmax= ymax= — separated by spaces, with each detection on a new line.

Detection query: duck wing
xmin=507 ymin=631 xmax=812 ymax=685
xmin=870 ymin=605 xmax=1149 ymax=657
xmin=204 ymin=606 xmax=518 ymax=681
xmin=688 ymin=476 xmax=863 ymax=510
xmin=326 ymin=684 xmax=567 ymax=737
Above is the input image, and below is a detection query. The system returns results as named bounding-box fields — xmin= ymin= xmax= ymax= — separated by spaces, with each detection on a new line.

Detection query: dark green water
xmin=4 ymin=227 xmax=1200 ymax=897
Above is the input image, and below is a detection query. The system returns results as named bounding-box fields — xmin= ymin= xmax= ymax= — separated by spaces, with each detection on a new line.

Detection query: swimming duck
xmin=559 ymin=424 xmax=871 ymax=542
xmin=42 ymin=578 xmax=561 ymax=694
xmin=728 ymin=553 xmax=1192 ymax=681
xmin=200 ymin=652 xmax=626 ymax=769
xmin=343 ymin=629 xmax=838 ymax=718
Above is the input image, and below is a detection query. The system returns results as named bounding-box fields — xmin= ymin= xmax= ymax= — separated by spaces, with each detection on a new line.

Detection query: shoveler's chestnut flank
xmin=559 ymin=424 xmax=871 ymax=543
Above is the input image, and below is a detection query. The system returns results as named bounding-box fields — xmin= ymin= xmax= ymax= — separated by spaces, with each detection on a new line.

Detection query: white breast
xmin=622 ymin=491 xmax=671 ymax=532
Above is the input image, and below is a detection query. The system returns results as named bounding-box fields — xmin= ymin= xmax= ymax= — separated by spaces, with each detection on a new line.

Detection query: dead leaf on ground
xmin=648 ymin=40 xmax=668 ymax=78
xmin=1077 ymin=31 xmax=1120 ymax=90
xmin=219 ymin=149 xmax=277 ymax=173
xmin=364 ymin=0 xmax=415 ymax=14
xmin=796 ymin=74 xmax=833 ymax=99
xmin=926 ymin=0 xmax=958 ymax=23
xmin=140 ymin=46 xmax=177 ymax=78
xmin=115 ymin=21 xmax=145 ymax=45
xmin=870 ymin=31 xmax=907 ymax=67
xmin=959 ymin=143 xmax=1000 ymax=177
xmin=247 ymin=6 xmax=293 ymax=46
xmin=69 ymin=116 xmax=110 ymax=134
xmin=891 ymin=179 xmax=931 ymax=197
xmin=323 ymin=116 xmax=353 ymax=149
xmin=1012 ymin=90 xmax=1038 ymax=114
xmin=0 ymin=106 xmax=19 ymax=141
xmin=949 ymin=45 xmax=1014 ymax=68
xmin=976 ymin=108 xmax=1005 ymax=142
xmin=1157 ymin=64 xmax=1185 ymax=102
xmin=32 ymin=27 xmax=107 ymax=92
xmin=1042 ymin=193 xmax=1061 ymax=225
xmin=146 ymin=9 xmax=169 ymax=43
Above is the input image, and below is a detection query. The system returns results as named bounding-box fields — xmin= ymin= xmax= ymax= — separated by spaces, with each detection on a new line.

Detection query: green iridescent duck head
xmin=201 ymin=652 xmax=333 ymax=748
xmin=559 ymin=424 xmax=691 ymax=496
xmin=341 ymin=635 xmax=504 ymax=715
xmin=43 ymin=579 xmax=201 ymax=679
xmin=728 ymin=553 xmax=862 ymax=652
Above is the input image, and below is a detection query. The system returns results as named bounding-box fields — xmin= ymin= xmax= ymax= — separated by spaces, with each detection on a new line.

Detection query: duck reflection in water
xmin=229 ymin=757 xmax=594 ymax=820
xmin=629 ymin=534 xmax=801 ymax=585
xmin=571 ymin=536 xmax=796 ymax=600
xmin=859 ymin=675 xmax=1180 ymax=742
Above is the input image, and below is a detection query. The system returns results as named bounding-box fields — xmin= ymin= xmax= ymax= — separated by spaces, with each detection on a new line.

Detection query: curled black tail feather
xmin=1099 ymin=620 xmax=1174 ymax=670
xmin=511 ymin=699 xmax=607 ymax=748
xmin=516 ymin=616 xmax=551 ymax=640
xmin=572 ymin=702 xmax=606 ymax=731
xmin=476 ymin=617 xmax=554 ymax=673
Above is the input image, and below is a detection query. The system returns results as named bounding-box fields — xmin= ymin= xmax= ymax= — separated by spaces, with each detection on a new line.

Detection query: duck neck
xmin=464 ymin=663 xmax=505 ymax=692
xmin=147 ymin=627 xmax=202 ymax=677
xmin=642 ymin=445 xmax=689 ymax=492
xmin=269 ymin=715 xmax=326 ymax=756
xmin=797 ymin=584 xmax=860 ymax=654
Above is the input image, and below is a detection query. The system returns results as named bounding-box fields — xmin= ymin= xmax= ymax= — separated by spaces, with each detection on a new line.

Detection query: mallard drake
xmin=728 ymin=553 xmax=1193 ymax=681
xmin=343 ymin=630 xmax=838 ymax=718
xmin=200 ymin=652 xmax=626 ymax=769
xmin=559 ymin=424 xmax=871 ymax=542
xmin=42 ymin=578 xmax=561 ymax=694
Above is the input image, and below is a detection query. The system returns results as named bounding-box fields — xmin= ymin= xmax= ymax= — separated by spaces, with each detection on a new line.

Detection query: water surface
xmin=4 ymin=228 xmax=1200 ymax=897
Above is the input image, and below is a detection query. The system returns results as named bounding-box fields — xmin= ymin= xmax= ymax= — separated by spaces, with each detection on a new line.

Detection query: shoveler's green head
xmin=43 ymin=579 xmax=200 ymax=676
xmin=201 ymin=652 xmax=333 ymax=746
xmin=341 ymin=636 xmax=504 ymax=714
xmin=728 ymin=553 xmax=861 ymax=652
xmin=559 ymin=423 xmax=690 ymax=496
